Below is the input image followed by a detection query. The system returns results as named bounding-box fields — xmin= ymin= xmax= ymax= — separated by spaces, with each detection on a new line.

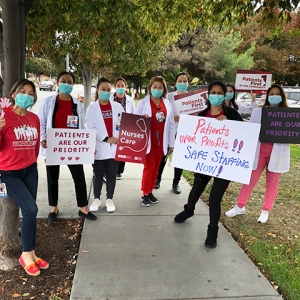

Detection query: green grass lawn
xmin=183 ymin=144 xmax=300 ymax=300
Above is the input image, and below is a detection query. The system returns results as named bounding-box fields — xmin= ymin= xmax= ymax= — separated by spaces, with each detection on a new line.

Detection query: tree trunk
xmin=0 ymin=198 xmax=20 ymax=271
xmin=19 ymin=0 xmax=26 ymax=78
xmin=0 ymin=22 xmax=4 ymax=98
xmin=2 ymin=0 xmax=21 ymax=96
xmin=82 ymin=64 xmax=93 ymax=111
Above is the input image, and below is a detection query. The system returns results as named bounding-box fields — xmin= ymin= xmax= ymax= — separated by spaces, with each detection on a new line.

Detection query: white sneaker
xmin=225 ymin=205 xmax=246 ymax=217
xmin=257 ymin=210 xmax=269 ymax=223
xmin=89 ymin=198 xmax=101 ymax=212
xmin=106 ymin=199 xmax=116 ymax=213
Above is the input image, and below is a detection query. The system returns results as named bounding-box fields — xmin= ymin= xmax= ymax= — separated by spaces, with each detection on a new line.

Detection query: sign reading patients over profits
xmin=115 ymin=113 xmax=151 ymax=164
xmin=235 ymin=69 xmax=272 ymax=93
xmin=171 ymin=115 xmax=261 ymax=184
xmin=174 ymin=89 xmax=207 ymax=115
xmin=46 ymin=129 xmax=96 ymax=165
xmin=260 ymin=107 xmax=300 ymax=143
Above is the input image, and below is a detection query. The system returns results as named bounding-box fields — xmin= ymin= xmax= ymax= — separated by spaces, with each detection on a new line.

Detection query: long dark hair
xmin=226 ymin=83 xmax=238 ymax=110
xmin=264 ymin=84 xmax=288 ymax=107
xmin=95 ymin=77 xmax=111 ymax=101
xmin=206 ymin=80 xmax=227 ymax=110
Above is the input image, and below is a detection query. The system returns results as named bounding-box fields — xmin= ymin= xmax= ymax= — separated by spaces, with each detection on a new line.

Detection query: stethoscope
xmin=118 ymin=118 xmax=148 ymax=152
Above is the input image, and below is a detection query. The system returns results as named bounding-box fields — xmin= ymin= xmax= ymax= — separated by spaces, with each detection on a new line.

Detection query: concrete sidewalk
xmin=36 ymin=159 xmax=283 ymax=300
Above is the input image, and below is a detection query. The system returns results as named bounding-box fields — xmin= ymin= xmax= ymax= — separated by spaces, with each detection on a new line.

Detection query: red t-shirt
xmin=206 ymin=109 xmax=224 ymax=118
xmin=150 ymin=99 xmax=166 ymax=148
xmin=0 ymin=111 xmax=40 ymax=170
xmin=100 ymin=101 xmax=113 ymax=137
xmin=54 ymin=99 xmax=73 ymax=128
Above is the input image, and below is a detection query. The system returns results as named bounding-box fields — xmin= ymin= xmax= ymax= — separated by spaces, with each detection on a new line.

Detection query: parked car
xmin=284 ymin=89 xmax=300 ymax=107
xmin=39 ymin=80 xmax=56 ymax=91
xmin=236 ymin=92 xmax=266 ymax=105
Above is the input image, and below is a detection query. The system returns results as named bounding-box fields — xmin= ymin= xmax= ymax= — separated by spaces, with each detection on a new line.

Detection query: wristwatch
xmin=103 ymin=136 xmax=109 ymax=142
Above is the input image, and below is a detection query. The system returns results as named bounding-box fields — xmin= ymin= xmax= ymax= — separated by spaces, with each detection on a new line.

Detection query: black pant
xmin=93 ymin=159 xmax=119 ymax=199
xmin=46 ymin=164 xmax=88 ymax=208
xmin=187 ymin=173 xmax=230 ymax=228
xmin=117 ymin=161 xmax=125 ymax=174
xmin=157 ymin=154 xmax=183 ymax=185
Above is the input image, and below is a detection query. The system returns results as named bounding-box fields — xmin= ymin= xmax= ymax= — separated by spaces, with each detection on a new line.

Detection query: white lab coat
xmin=109 ymin=93 xmax=135 ymax=114
xmin=38 ymin=94 xmax=86 ymax=159
xmin=233 ymin=100 xmax=257 ymax=115
xmin=134 ymin=95 xmax=175 ymax=155
xmin=86 ymin=100 xmax=124 ymax=160
xmin=250 ymin=107 xmax=290 ymax=173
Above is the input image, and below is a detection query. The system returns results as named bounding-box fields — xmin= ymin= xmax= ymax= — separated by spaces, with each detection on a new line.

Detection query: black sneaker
xmin=116 ymin=173 xmax=122 ymax=180
xmin=148 ymin=192 xmax=158 ymax=204
xmin=172 ymin=184 xmax=181 ymax=194
xmin=174 ymin=205 xmax=194 ymax=223
xmin=154 ymin=178 xmax=161 ymax=189
xmin=141 ymin=195 xmax=151 ymax=207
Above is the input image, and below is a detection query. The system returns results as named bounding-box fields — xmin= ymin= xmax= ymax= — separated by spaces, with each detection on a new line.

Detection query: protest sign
xmin=171 ymin=114 xmax=261 ymax=184
xmin=235 ymin=69 xmax=272 ymax=93
xmin=260 ymin=107 xmax=300 ymax=143
xmin=115 ymin=113 xmax=151 ymax=163
xmin=46 ymin=129 xmax=96 ymax=165
xmin=174 ymin=89 xmax=207 ymax=115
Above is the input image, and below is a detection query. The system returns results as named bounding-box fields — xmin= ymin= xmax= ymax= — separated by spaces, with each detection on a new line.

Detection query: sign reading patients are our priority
xmin=235 ymin=69 xmax=272 ymax=93
xmin=260 ymin=107 xmax=300 ymax=143
xmin=171 ymin=115 xmax=261 ymax=184
xmin=46 ymin=128 xmax=96 ymax=165
xmin=174 ymin=89 xmax=208 ymax=115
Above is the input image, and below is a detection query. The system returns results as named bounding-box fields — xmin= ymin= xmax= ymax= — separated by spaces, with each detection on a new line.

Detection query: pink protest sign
xmin=171 ymin=114 xmax=261 ymax=184
xmin=115 ymin=113 xmax=151 ymax=164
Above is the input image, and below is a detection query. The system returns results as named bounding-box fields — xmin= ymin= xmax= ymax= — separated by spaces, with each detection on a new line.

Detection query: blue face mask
xmin=99 ymin=91 xmax=111 ymax=101
xmin=225 ymin=92 xmax=234 ymax=101
xmin=59 ymin=83 xmax=73 ymax=95
xmin=116 ymin=88 xmax=126 ymax=95
xmin=268 ymin=95 xmax=282 ymax=106
xmin=151 ymin=89 xmax=163 ymax=98
xmin=15 ymin=94 xmax=34 ymax=109
xmin=176 ymin=82 xmax=188 ymax=92
xmin=208 ymin=94 xmax=224 ymax=106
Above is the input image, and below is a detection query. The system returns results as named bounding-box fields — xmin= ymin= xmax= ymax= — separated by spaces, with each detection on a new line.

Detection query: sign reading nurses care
xmin=171 ymin=114 xmax=261 ymax=184
xmin=115 ymin=113 xmax=151 ymax=163
xmin=235 ymin=69 xmax=272 ymax=93
xmin=46 ymin=129 xmax=96 ymax=165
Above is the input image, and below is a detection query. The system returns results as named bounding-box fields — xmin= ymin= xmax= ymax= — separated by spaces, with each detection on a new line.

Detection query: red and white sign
xmin=174 ymin=89 xmax=208 ymax=115
xmin=46 ymin=129 xmax=96 ymax=165
xmin=235 ymin=69 xmax=272 ymax=93
xmin=115 ymin=113 xmax=151 ymax=164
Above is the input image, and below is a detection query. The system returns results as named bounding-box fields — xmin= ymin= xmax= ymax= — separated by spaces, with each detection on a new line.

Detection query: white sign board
xmin=46 ymin=129 xmax=96 ymax=165
xmin=174 ymin=89 xmax=207 ymax=115
xmin=235 ymin=69 xmax=272 ymax=92
xmin=171 ymin=115 xmax=261 ymax=184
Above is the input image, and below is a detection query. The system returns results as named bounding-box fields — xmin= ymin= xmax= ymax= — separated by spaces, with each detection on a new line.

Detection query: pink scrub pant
xmin=237 ymin=143 xmax=281 ymax=211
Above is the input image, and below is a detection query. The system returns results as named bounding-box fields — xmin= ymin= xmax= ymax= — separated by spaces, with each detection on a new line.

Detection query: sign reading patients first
xmin=46 ymin=129 xmax=96 ymax=165
xmin=260 ymin=107 xmax=300 ymax=143
xmin=171 ymin=115 xmax=261 ymax=184
xmin=235 ymin=69 xmax=272 ymax=93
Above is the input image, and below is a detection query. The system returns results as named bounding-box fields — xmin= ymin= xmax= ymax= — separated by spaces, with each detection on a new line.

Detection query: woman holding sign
xmin=0 ymin=79 xmax=49 ymax=276
xmin=225 ymin=84 xmax=289 ymax=223
xmin=155 ymin=72 xmax=190 ymax=194
xmin=135 ymin=76 xmax=176 ymax=207
xmin=110 ymin=77 xmax=135 ymax=180
xmin=39 ymin=71 xmax=97 ymax=222
xmin=224 ymin=83 xmax=257 ymax=115
xmin=86 ymin=78 xmax=124 ymax=213
xmin=174 ymin=80 xmax=243 ymax=248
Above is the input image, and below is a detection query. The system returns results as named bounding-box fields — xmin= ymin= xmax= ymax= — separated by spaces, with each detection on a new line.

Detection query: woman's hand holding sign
xmin=0 ymin=115 xmax=6 ymax=130
xmin=108 ymin=136 xmax=118 ymax=144
xmin=40 ymin=139 xmax=47 ymax=148
xmin=216 ymin=115 xmax=227 ymax=121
